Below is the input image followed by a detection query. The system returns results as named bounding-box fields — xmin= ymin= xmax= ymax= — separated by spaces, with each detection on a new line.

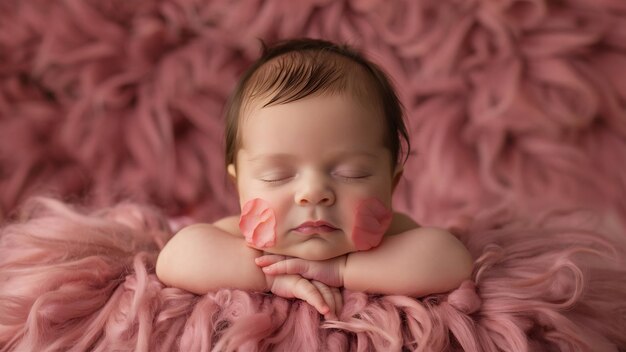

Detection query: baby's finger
xmin=262 ymin=258 xmax=310 ymax=276
xmin=311 ymin=280 xmax=338 ymax=320
xmin=293 ymin=277 xmax=330 ymax=316
xmin=255 ymin=254 xmax=287 ymax=267
xmin=331 ymin=287 xmax=343 ymax=319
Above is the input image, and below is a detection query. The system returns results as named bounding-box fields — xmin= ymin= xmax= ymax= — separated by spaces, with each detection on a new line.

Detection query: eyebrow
xmin=245 ymin=153 xmax=296 ymax=163
xmin=245 ymin=150 xmax=379 ymax=163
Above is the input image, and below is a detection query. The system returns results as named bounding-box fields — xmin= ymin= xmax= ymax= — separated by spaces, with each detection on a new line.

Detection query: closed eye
xmin=260 ymin=176 xmax=292 ymax=183
xmin=333 ymin=172 xmax=371 ymax=180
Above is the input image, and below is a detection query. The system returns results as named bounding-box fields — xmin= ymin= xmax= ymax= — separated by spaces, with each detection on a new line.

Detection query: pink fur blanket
xmin=0 ymin=199 xmax=625 ymax=351
xmin=1 ymin=0 xmax=626 ymax=350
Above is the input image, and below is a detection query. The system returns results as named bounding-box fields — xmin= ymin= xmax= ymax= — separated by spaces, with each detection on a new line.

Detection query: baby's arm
xmin=343 ymin=227 xmax=473 ymax=295
xmin=258 ymin=227 xmax=473 ymax=297
xmin=156 ymin=223 xmax=268 ymax=293
xmin=155 ymin=223 xmax=340 ymax=317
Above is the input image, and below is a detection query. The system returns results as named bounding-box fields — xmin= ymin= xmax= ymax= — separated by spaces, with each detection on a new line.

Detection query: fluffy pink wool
xmin=1 ymin=0 xmax=626 ymax=350
xmin=1 ymin=198 xmax=625 ymax=351
xmin=1 ymin=0 xmax=625 ymax=224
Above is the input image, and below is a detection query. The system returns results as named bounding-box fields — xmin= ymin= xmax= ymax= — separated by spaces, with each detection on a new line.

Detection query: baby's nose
xmin=294 ymin=176 xmax=335 ymax=206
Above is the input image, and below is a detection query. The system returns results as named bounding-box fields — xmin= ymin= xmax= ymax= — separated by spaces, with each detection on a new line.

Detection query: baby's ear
xmin=227 ymin=164 xmax=237 ymax=183
xmin=392 ymin=167 xmax=403 ymax=192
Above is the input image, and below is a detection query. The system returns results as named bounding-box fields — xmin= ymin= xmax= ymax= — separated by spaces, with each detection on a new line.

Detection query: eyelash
xmin=337 ymin=175 xmax=370 ymax=181
xmin=259 ymin=173 xmax=371 ymax=183
xmin=260 ymin=176 xmax=292 ymax=183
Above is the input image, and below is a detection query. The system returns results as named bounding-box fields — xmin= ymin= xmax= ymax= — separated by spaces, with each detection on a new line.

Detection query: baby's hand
xmin=266 ymin=274 xmax=342 ymax=320
xmin=256 ymin=255 xmax=346 ymax=287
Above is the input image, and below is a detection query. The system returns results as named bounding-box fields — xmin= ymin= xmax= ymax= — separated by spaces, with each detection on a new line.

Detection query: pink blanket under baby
xmin=0 ymin=198 xmax=624 ymax=351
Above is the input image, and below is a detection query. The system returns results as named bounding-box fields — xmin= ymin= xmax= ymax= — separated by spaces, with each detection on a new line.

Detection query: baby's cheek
xmin=351 ymin=198 xmax=393 ymax=251
xmin=239 ymin=198 xmax=276 ymax=248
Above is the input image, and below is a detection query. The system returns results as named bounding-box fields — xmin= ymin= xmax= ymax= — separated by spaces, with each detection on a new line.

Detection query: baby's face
xmin=230 ymin=94 xmax=400 ymax=260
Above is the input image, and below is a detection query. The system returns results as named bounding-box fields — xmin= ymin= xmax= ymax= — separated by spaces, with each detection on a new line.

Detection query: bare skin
xmin=156 ymin=212 xmax=473 ymax=319
xmin=156 ymin=94 xmax=473 ymax=319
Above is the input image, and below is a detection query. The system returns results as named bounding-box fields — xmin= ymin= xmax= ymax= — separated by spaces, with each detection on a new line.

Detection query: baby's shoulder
xmin=212 ymin=215 xmax=243 ymax=237
xmin=172 ymin=216 xmax=242 ymax=239
xmin=387 ymin=212 xmax=419 ymax=235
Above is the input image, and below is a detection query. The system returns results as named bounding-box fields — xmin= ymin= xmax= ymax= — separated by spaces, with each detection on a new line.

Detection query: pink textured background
xmin=1 ymin=0 xmax=626 ymax=351
xmin=1 ymin=0 xmax=625 ymax=225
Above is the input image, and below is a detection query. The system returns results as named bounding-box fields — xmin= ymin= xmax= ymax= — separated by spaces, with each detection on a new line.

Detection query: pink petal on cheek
xmin=352 ymin=198 xmax=393 ymax=251
xmin=239 ymin=198 xmax=277 ymax=248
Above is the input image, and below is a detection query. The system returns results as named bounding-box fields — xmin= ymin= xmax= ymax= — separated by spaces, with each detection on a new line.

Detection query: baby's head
xmin=224 ymin=38 xmax=411 ymax=260
xmin=225 ymin=38 xmax=409 ymax=172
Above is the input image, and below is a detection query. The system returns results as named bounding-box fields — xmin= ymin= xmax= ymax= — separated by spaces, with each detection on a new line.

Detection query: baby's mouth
xmin=293 ymin=220 xmax=339 ymax=235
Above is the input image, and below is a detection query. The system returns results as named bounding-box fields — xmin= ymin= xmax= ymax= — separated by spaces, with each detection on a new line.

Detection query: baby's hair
xmin=224 ymin=38 xmax=411 ymax=171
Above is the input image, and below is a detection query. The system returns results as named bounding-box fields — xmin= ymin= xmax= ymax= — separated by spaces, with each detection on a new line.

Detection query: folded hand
xmin=256 ymin=254 xmax=346 ymax=287
xmin=265 ymin=274 xmax=342 ymax=320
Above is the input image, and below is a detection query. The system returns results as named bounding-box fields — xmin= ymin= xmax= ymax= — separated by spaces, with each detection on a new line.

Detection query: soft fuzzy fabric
xmin=1 ymin=0 xmax=626 ymax=351
xmin=1 ymin=0 xmax=625 ymax=224
xmin=0 ymin=198 xmax=625 ymax=351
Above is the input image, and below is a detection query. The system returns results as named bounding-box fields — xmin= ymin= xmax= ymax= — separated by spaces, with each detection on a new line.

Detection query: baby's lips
xmin=239 ymin=198 xmax=276 ymax=248
xmin=352 ymin=198 xmax=392 ymax=251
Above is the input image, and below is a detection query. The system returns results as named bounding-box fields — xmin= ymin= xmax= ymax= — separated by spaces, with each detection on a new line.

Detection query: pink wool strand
xmin=1 ymin=0 xmax=626 ymax=224
xmin=1 ymin=198 xmax=625 ymax=351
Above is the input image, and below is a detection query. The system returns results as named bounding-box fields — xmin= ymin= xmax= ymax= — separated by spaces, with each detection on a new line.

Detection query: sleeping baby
xmin=156 ymin=38 xmax=473 ymax=320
